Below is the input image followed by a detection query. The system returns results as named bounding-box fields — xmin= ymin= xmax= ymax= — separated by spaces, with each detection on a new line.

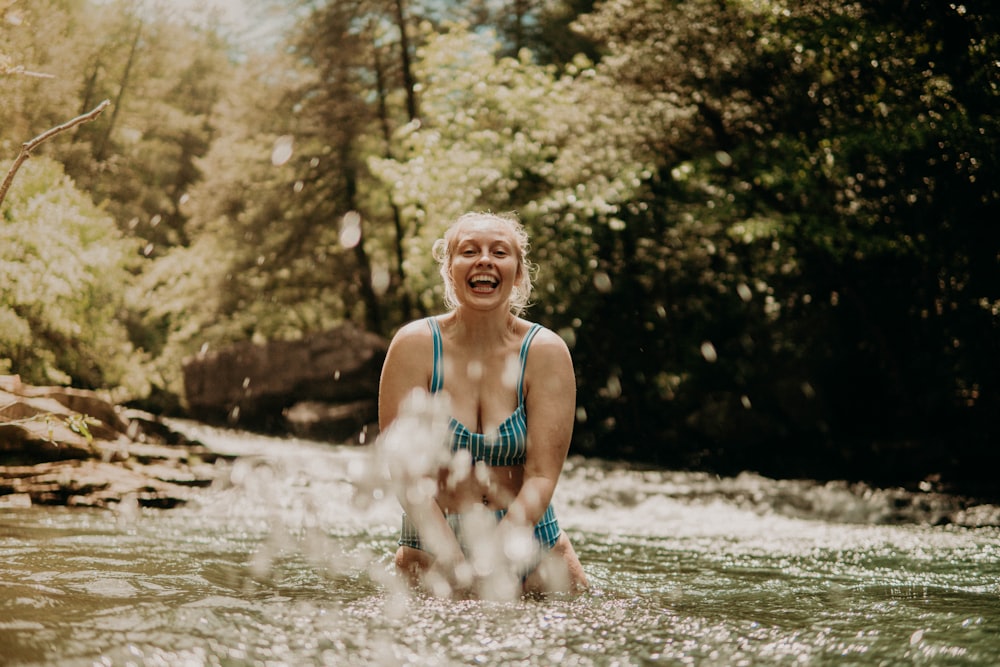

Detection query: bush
xmin=0 ymin=157 xmax=148 ymax=400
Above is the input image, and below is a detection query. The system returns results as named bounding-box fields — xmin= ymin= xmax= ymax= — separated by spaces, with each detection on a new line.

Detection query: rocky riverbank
xmin=0 ymin=375 xmax=230 ymax=509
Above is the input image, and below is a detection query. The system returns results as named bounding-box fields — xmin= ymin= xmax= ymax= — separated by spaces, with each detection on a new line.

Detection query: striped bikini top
xmin=427 ymin=317 xmax=542 ymax=466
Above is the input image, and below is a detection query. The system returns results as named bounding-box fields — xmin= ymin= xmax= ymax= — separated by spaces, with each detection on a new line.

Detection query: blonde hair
xmin=432 ymin=211 xmax=535 ymax=316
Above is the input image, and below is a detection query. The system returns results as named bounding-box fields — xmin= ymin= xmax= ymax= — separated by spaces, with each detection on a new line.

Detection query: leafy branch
xmin=0 ymin=403 xmax=99 ymax=446
xmin=0 ymin=99 xmax=110 ymax=208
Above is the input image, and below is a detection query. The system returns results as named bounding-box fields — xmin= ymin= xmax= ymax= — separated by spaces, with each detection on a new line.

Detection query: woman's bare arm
xmin=379 ymin=321 xmax=466 ymax=565
xmin=502 ymin=328 xmax=576 ymax=528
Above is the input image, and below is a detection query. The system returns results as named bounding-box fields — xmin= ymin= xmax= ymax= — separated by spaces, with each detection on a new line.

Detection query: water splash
xmin=368 ymin=389 xmax=567 ymax=600
xmin=187 ymin=388 xmax=572 ymax=602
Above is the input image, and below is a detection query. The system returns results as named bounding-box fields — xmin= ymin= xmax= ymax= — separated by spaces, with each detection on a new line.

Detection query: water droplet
xmin=605 ymin=374 xmax=622 ymax=399
xmin=340 ymin=211 xmax=362 ymax=248
xmin=737 ymin=283 xmax=753 ymax=302
xmin=271 ymin=135 xmax=294 ymax=166
xmin=558 ymin=327 xmax=576 ymax=348
xmin=700 ymin=341 xmax=718 ymax=362
xmin=593 ymin=272 xmax=612 ymax=293
xmin=371 ymin=265 xmax=391 ymax=296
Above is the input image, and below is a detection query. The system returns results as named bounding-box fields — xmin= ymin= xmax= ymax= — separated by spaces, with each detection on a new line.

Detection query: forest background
xmin=2 ymin=0 xmax=998 ymax=497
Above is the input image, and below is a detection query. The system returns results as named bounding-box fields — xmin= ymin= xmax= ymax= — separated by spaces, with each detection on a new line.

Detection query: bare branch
xmin=0 ymin=99 xmax=111 ymax=209
xmin=2 ymin=65 xmax=56 ymax=79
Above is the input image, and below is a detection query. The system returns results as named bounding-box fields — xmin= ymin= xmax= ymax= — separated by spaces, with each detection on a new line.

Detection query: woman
xmin=378 ymin=211 xmax=587 ymax=597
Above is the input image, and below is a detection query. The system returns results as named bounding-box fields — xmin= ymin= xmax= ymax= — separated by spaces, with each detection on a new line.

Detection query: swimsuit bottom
xmin=398 ymin=504 xmax=561 ymax=554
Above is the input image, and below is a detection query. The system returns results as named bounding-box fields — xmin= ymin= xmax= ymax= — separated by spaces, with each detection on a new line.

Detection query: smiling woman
xmin=433 ymin=212 xmax=535 ymax=315
xmin=377 ymin=211 xmax=587 ymax=598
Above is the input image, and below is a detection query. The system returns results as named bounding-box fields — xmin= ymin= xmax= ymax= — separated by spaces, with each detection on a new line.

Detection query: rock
xmin=0 ymin=375 xmax=129 ymax=435
xmin=181 ymin=322 xmax=387 ymax=434
xmin=0 ymin=374 xmax=229 ymax=509
xmin=0 ymin=460 xmax=206 ymax=509
xmin=283 ymin=399 xmax=378 ymax=443
xmin=0 ymin=386 xmax=114 ymax=461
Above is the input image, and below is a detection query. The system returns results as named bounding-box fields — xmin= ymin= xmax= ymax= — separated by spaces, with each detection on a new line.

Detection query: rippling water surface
xmin=1 ymin=423 xmax=998 ymax=666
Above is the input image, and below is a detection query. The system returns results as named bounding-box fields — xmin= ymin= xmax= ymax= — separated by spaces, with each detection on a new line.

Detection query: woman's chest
xmin=439 ymin=349 xmax=523 ymax=433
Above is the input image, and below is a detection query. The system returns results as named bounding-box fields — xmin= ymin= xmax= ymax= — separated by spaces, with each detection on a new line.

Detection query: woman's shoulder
xmin=520 ymin=321 xmax=575 ymax=399
xmin=383 ymin=318 xmax=435 ymax=382
xmin=520 ymin=319 xmax=571 ymax=358
xmin=388 ymin=317 xmax=434 ymax=349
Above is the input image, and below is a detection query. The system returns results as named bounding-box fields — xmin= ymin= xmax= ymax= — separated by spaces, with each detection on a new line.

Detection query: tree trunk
xmin=343 ymin=148 xmax=383 ymax=335
xmin=371 ymin=29 xmax=413 ymax=321
xmin=95 ymin=21 xmax=142 ymax=162
xmin=392 ymin=0 xmax=419 ymax=121
xmin=73 ymin=59 xmax=102 ymax=143
xmin=512 ymin=0 xmax=527 ymax=54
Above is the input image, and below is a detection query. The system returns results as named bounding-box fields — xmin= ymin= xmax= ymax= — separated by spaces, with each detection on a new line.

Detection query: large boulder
xmin=283 ymin=399 xmax=378 ymax=443
xmin=182 ymin=322 xmax=387 ymax=436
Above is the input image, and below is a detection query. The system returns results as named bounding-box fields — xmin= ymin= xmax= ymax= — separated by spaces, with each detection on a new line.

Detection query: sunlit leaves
xmin=0 ymin=158 xmax=145 ymax=397
xmin=370 ymin=25 xmax=654 ymax=315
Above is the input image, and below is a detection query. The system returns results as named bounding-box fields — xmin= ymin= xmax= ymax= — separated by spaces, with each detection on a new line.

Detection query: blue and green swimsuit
xmin=398 ymin=317 xmax=562 ymax=553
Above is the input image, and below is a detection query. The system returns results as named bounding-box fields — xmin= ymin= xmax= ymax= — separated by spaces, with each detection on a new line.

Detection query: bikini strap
xmin=517 ymin=323 xmax=543 ymax=406
xmin=430 ymin=318 xmax=541 ymax=401
xmin=427 ymin=317 xmax=444 ymax=393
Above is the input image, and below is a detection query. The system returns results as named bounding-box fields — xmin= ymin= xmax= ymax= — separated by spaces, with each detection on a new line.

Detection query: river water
xmin=1 ymin=422 xmax=998 ymax=666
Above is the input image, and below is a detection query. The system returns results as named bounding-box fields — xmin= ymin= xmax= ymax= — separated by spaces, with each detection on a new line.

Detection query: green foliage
xmin=131 ymin=41 xmax=373 ymax=395
xmin=369 ymin=27 xmax=644 ymax=314
xmin=2 ymin=0 xmax=997 ymax=488
xmin=0 ymin=0 xmax=85 ymax=147
xmin=366 ymin=0 xmax=998 ymax=479
xmin=568 ymin=0 xmax=1000 ymax=478
xmin=59 ymin=3 xmax=235 ymax=250
xmin=0 ymin=157 xmax=146 ymax=399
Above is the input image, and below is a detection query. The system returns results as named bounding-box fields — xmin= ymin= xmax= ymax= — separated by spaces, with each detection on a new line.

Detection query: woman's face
xmin=447 ymin=217 xmax=523 ymax=312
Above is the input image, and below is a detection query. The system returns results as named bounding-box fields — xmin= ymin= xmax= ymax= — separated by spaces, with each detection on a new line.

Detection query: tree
xmin=0 ymin=157 xmax=145 ymax=397
xmin=0 ymin=0 xmax=88 ymax=146
xmin=60 ymin=1 xmax=235 ymax=251
xmin=458 ymin=0 xmax=600 ymax=65
xmin=572 ymin=0 xmax=1000 ymax=483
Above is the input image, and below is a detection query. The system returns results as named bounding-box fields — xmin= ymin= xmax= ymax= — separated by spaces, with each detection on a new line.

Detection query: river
xmin=2 ymin=422 xmax=998 ymax=666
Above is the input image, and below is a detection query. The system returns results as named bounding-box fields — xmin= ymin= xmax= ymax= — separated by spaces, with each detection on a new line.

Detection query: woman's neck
xmin=447 ymin=307 xmax=518 ymax=344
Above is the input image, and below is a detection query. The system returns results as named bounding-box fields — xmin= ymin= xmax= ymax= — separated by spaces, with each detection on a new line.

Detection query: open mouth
xmin=469 ymin=273 xmax=499 ymax=293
